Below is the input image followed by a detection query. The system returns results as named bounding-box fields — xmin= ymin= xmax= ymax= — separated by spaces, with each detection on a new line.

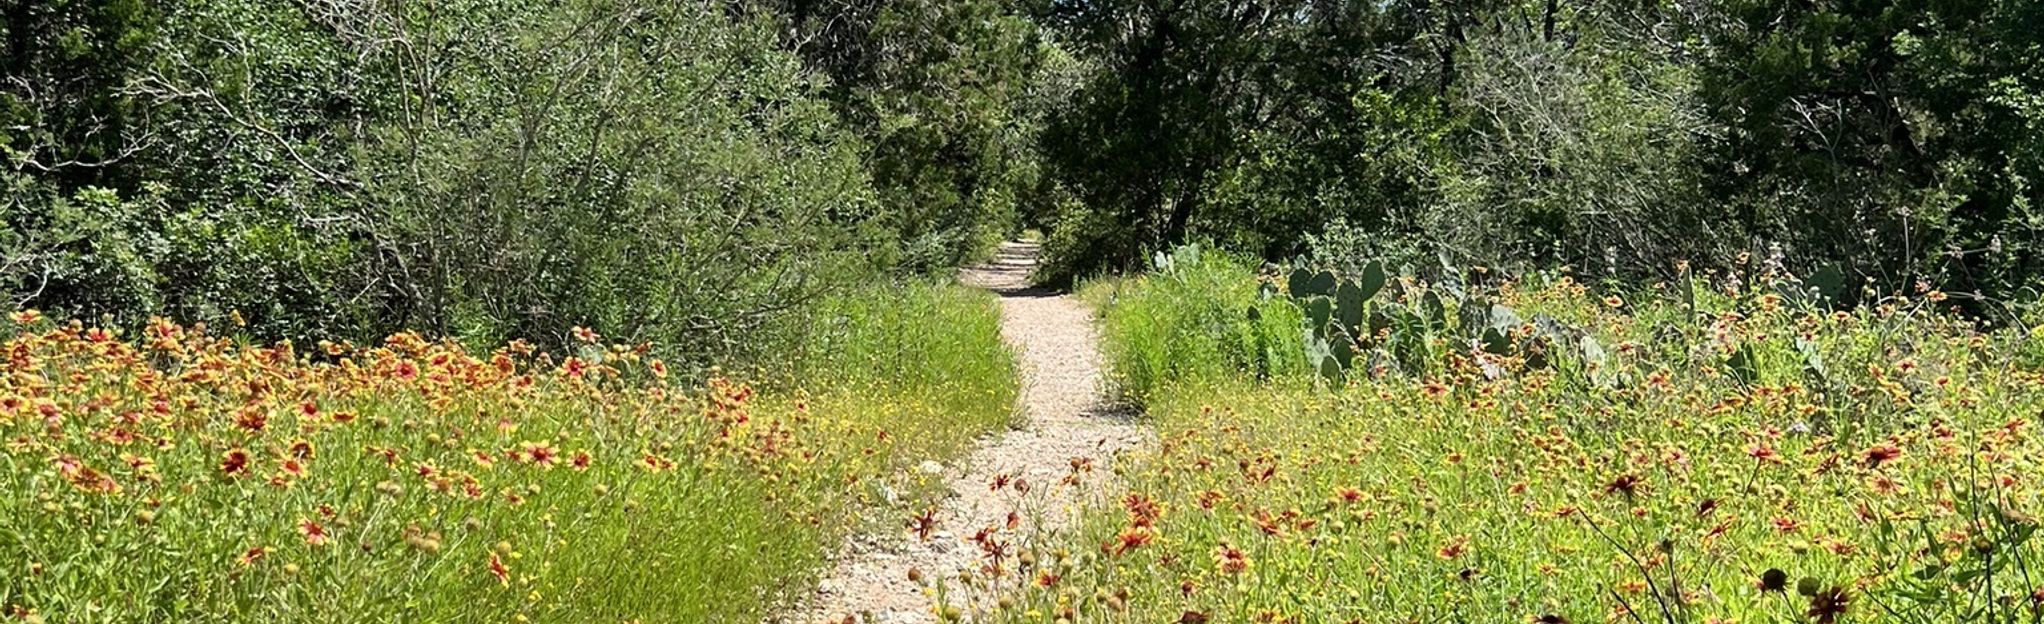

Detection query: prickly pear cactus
xmin=1278 ymin=261 xmax=1391 ymax=383
xmin=1258 ymin=256 xmax=1611 ymax=387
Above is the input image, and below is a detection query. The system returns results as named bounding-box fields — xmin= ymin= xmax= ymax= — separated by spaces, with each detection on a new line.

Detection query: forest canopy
xmin=7 ymin=0 xmax=2043 ymax=360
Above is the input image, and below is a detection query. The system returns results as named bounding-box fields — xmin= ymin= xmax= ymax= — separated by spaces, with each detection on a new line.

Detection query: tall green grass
xmin=794 ymin=279 xmax=1022 ymax=466
xmin=1079 ymin=251 xmax=1304 ymax=406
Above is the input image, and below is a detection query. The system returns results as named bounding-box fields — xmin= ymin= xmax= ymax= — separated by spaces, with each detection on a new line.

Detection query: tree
xmin=4 ymin=0 xmax=901 ymax=365
xmin=1696 ymin=0 xmax=2044 ymax=296
xmin=1034 ymin=0 xmax=1461 ymax=282
xmin=1 ymin=0 xmax=155 ymax=188
xmin=769 ymin=0 xmax=1058 ymax=268
xmin=1424 ymin=0 xmax=1720 ymax=276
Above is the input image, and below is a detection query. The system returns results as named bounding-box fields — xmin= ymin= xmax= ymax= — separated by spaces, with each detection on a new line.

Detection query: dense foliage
xmin=9 ymin=0 xmax=2044 ymax=352
xmin=1697 ymin=0 xmax=2044 ymax=298
xmin=11 ymin=1 xmax=2044 ymax=620
xmin=1029 ymin=0 xmax=2044 ymax=301
xmin=769 ymin=0 xmax=1067 ymax=269
xmin=3 ymin=0 xmax=1008 ymax=365
xmin=1032 ymin=0 xmax=1452 ymax=281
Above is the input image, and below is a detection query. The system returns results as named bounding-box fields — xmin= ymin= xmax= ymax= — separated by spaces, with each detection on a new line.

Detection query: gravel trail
xmin=783 ymin=241 xmax=1145 ymax=624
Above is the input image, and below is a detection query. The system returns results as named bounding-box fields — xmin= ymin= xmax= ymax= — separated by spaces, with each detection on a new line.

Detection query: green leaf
xmin=1580 ymin=335 xmax=1607 ymax=369
xmin=1307 ymin=271 xmax=1338 ymax=296
xmin=1795 ymin=336 xmax=1827 ymax=381
xmin=1728 ymin=344 xmax=1759 ymax=385
xmin=1481 ymin=327 xmax=1511 ymax=355
xmin=1335 ymin=282 xmax=1366 ymax=330
xmin=1330 ymin=334 xmax=1355 ymax=369
xmin=1357 ymin=261 xmax=1387 ymax=302
xmin=1305 ymin=297 xmax=1332 ymax=329
xmin=1436 ymin=252 xmax=1465 ymax=300
xmin=1421 ymin=291 xmax=1446 ymax=327
xmin=1318 ymin=355 xmax=1344 ymax=384
xmin=1806 ymin=266 xmax=1845 ymax=302
xmin=1486 ymin=304 xmax=1522 ymax=331
xmin=1370 ymin=307 xmax=1395 ymax=336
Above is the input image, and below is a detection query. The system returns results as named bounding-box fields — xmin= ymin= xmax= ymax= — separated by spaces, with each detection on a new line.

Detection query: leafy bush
xmin=1029 ymin=0 xmax=1447 ymax=285
xmin=1038 ymin=196 xmax=1141 ymax=288
xmin=1030 ymin=0 xmax=2044 ymax=299
xmin=1303 ymin=217 xmax=1436 ymax=283
xmin=1 ymin=179 xmax=165 ymax=319
xmin=770 ymin=0 xmax=1062 ymax=269
xmin=355 ymin=0 xmax=886 ymax=363
xmin=4 ymin=0 xmax=905 ymax=368
xmin=1429 ymin=20 xmax=1721 ymax=276
xmin=1696 ymin=0 xmax=2044 ymax=297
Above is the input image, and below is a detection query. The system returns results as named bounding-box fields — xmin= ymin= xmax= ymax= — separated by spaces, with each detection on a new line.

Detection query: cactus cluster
xmin=1278 ymin=261 xmax=1388 ymax=382
xmin=1263 ymin=257 xmax=1611 ymax=386
xmin=1234 ymin=250 xmax=1862 ymax=389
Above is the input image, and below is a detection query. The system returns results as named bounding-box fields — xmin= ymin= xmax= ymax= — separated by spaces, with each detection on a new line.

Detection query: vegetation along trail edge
xmin=784 ymin=241 xmax=1149 ymax=623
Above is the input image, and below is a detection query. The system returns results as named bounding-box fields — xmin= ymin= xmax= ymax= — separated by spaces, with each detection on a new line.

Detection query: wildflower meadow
xmin=0 ymin=282 xmax=1016 ymax=623
xmin=11 ymin=0 xmax=2043 ymax=621
xmin=985 ymin=251 xmax=2044 ymax=624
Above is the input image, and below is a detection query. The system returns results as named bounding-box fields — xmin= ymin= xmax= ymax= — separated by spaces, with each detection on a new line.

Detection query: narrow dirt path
xmin=785 ymin=241 xmax=1146 ymax=624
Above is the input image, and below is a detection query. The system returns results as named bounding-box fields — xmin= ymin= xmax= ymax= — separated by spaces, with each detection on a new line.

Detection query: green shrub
xmin=4 ymin=0 xmax=905 ymax=369
xmin=1427 ymin=21 xmax=1719 ymax=276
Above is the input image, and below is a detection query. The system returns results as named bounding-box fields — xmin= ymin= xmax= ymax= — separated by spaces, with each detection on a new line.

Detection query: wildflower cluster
xmin=1010 ymin=267 xmax=2044 ymax=624
xmin=0 ymin=303 xmax=1012 ymax=622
